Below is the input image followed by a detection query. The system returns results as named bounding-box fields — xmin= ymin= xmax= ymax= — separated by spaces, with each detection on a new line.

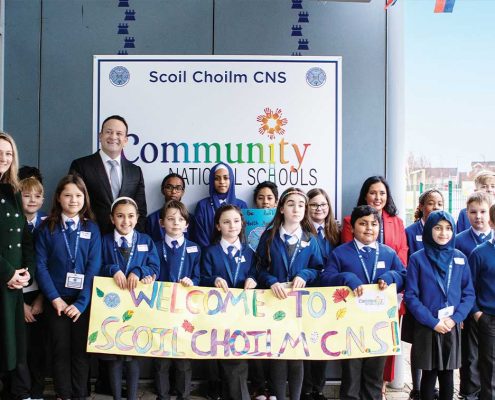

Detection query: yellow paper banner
xmin=87 ymin=277 xmax=401 ymax=360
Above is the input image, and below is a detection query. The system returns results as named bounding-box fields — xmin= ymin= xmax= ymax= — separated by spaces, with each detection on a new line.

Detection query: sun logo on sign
xmin=256 ymin=107 xmax=288 ymax=140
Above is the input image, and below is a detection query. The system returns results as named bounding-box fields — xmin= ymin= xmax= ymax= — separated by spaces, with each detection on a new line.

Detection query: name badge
xmin=415 ymin=235 xmax=422 ymax=242
xmin=65 ymin=272 xmax=84 ymax=290
xmin=235 ymin=255 xmax=246 ymax=263
xmin=438 ymin=305 xmax=454 ymax=319
xmin=80 ymin=231 xmax=91 ymax=239
xmin=186 ymin=246 xmax=198 ymax=253
xmin=137 ymin=244 xmax=148 ymax=252
xmin=377 ymin=261 xmax=386 ymax=269
xmin=454 ymin=257 xmax=465 ymax=265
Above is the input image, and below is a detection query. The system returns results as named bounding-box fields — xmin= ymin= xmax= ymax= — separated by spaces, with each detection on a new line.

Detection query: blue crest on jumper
xmin=306 ymin=67 xmax=326 ymax=88
xmin=109 ymin=66 xmax=130 ymax=87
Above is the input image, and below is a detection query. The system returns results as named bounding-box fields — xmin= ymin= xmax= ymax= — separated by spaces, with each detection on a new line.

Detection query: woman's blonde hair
xmin=0 ymin=132 xmax=20 ymax=190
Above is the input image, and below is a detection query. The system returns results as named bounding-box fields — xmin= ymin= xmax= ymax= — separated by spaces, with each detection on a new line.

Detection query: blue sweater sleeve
xmin=451 ymin=257 xmax=475 ymax=324
xmin=378 ymin=253 xmax=406 ymax=291
xmin=100 ymin=236 xmax=121 ymax=277
xmin=255 ymin=235 xmax=279 ymax=288
xmin=194 ymin=200 xmax=212 ymax=248
xmin=200 ymin=247 xmax=217 ymax=287
xmin=73 ymin=224 xmax=102 ymax=313
xmin=295 ymin=239 xmax=321 ymax=284
xmin=404 ymin=256 xmax=439 ymax=329
xmin=468 ymin=249 xmax=482 ymax=314
xmin=35 ymin=228 xmax=60 ymax=302
xmin=320 ymin=251 xmax=362 ymax=290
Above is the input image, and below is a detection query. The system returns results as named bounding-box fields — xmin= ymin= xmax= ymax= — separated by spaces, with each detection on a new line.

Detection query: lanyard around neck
xmin=61 ymin=222 xmax=81 ymax=272
xmin=113 ymin=232 xmax=137 ymax=274
xmin=162 ymin=241 xmax=187 ymax=282
xmin=353 ymin=241 xmax=380 ymax=284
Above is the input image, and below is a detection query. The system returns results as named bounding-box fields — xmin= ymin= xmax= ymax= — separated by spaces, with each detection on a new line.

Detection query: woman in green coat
xmin=0 ymin=132 xmax=34 ymax=375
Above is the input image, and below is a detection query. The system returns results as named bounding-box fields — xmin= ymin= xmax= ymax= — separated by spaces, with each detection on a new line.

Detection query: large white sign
xmin=93 ymin=55 xmax=342 ymax=217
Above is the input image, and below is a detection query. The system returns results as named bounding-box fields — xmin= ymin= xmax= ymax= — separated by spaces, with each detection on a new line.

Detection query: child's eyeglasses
xmin=164 ymin=184 xmax=184 ymax=192
xmin=309 ymin=203 xmax=328 ymax=210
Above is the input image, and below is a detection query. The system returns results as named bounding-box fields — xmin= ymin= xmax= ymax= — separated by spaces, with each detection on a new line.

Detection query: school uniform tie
xmin=108 ymin=160 xmax=120 ymax=200
xmin=66 ymin=219 xmax=74 ymax=231
xmin=171 ymin=240 xmax=179 ymax=254
xmin=362 ymin=246 xmax=372 ymax=254
xmin=120 ymin=236 xmax=129 ymax=249
xmin=317 ymin=226 xmax=324 ymax=240
xmin=479 ymin=233 xmax=487 ymax=242
xmin=227 ymin=245 xmax=236 ymax=259
xmin=28 ymin=222 xmax=35 ymax=233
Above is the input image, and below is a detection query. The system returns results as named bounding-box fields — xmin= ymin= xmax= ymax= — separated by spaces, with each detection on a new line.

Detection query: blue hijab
xmin=209 ymin=162 xmax=237 ymax=209
xmin=422 ymin=210 xmax=456 ymax=277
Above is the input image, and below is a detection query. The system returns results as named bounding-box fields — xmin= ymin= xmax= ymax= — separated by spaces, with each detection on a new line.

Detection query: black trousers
xmin=108 ymin=358 xmax=140 ymax=400
xmin=302 ymin=360 xmax=327 ymax=394
xmin=340 ymin=356 xmax=386 ymax=400
xmin=460 ymin=316 xmax=480 ymax=399
xmin=219 ymin=360 xmax=250 ymax=400
xmin=478 ymin=312 xmax=495 ymax=400
xmin=45 ymin=300 xmax=90 ymax=400
xmin=269 ymin=360 xmax=303 ymax=400
xmin=153 ymin=358 xmax=192 ymax=400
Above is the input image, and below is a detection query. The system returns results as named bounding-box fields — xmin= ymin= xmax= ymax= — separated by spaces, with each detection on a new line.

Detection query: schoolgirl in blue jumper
xmin=301 ymin=188 xmax=340 ymax=400
xmin=405 ymin=210 xmax=475 ymax=400
xmin=320 ymin=205 xmax=405 ymax=400
xmin=256 ymin=187 xmax=323 ymax=400
xmin=35 ymin=174 xmax=101 ymax=400
xmin=454 ymin=191 xmax=492 ymax=400
xmin=468 ymin=203 xmax=495 ymax=400
xmin=404 ymin=189 xmax=444 ymax=400
xmin=145 ymin=173 xmax=195 ymax=242
xmin=194 ymin=162 xmax=247 ymax=248
xmin=153 ymin=200 xmax=201 ymax=400
xmin=201 ymin=204 xmax=257 ymax=400
xmin=100 ymin=197 xmax=160 ymax=400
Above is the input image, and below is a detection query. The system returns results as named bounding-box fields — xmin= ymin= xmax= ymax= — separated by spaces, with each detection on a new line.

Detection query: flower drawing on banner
xmin=257 ymin=107 xmax=288 ymax=140
xmin=182 ymin=319 xmax=194 ymax=333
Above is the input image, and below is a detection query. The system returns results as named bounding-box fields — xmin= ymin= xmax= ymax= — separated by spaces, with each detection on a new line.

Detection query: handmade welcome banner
xmin=87 ymin=277 xmax=401 ymax=360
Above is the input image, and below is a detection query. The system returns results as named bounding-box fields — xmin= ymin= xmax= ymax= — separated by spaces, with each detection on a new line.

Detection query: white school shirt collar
xmin=279 ymin=225 xmax=302 ymax=245
xmin=114 ymin=230 xmax=134 ymax=246
xmin=27 ymin=214 xmax=37 ymax=226
xmin=165 ymin=234 xmax=185 ymax=249
xmin=472 ymin=227 xmax=492 ymax=237
xmin=354 ymin=238 xmax=377 ymax=250
xmin=61 ymin=214 xmax=80 ymax=230
xmin=220 ymin=238 xmax=241 ymax=256
xmin=312 ymin=221 xmax=325 ymax=231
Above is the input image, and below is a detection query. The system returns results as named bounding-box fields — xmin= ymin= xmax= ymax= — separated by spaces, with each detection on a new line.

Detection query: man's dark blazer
xmin=69 ymin=152 xmax=147 ymax=235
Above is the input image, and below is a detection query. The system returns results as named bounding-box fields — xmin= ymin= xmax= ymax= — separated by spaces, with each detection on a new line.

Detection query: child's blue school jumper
xmin=469 ymin=241 xmax=495 ymax=316
xmin=101 ymin=231 xmax=160 ymax=279
xmin=456 ymin=208 xmax=469 ymax=233
xmin=145 ymin=209 xmax=196 ymax=242
xmin=405 ymin=249 xmax=474 ymax=330
xmin=35 ymin=219 xmax=101 ymax=313
xmin=156 ymin=236 xmax=201 ymax=284
xmin=455 ymin=227 xmax=492 ymax=258
xmin=405 ymin=220 xmax=424 ymax=258
xmin=313 ymin=224 xmax=335 ymax=265
xmin=194 ymin=163 xmax=248 ymax=248
xmin=320 ymin=240 xmax=406 ymax=291
xmin=256 ymin=229 xmax=323 ymax=288
xmin=201 ymin=242 xmax=257 ymax=288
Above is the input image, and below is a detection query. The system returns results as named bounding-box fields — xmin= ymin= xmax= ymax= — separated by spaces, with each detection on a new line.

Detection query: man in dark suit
xmin=69 ymin=115 xmax=147 ymax=234
xmin=69 ymin=115 xmax=147 ymax=396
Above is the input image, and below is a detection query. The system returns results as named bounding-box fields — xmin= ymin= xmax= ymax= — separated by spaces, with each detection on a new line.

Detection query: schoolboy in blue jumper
xmin=35 ymin=175 xmax=102 ymax=400
xmin=405 ymin=211 xmax=475 ymax=400
xmin=153 ymin=200 xmax=201 ymax=400
xmin=456 ymin=170 xmax=495 ymax=233
xmin=146 ymin=173 xmax=195 ymax=242
xmin=320 ymin=205 xmax=405 ymax=400
xmin=469 ymin=203 xmax=495 ymax=400
xmin=403 ymin=188 xmax=444 ymax=400
xmin=455 ymin=192 xmax=493 ymax=400
xmin=194 ymin=162 xmax=247 ymax=248
xmin=100 ymin=196 xmax=160 ymax=400
xmin=201 ymin=204 xmax=257 ymax=400
xmin=256 ymin=188 xmax=323 ymax=400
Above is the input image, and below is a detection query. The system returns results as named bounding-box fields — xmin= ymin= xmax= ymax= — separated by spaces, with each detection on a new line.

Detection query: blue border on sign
xmin=95 ymin=57 xmax=341 ymax=217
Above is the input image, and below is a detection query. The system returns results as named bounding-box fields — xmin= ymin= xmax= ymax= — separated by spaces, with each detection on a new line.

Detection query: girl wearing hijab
xmin=194 ymin=162 xmax=247 ymax=248
xmin=405 ymin=211 xmax=475 ymax=400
